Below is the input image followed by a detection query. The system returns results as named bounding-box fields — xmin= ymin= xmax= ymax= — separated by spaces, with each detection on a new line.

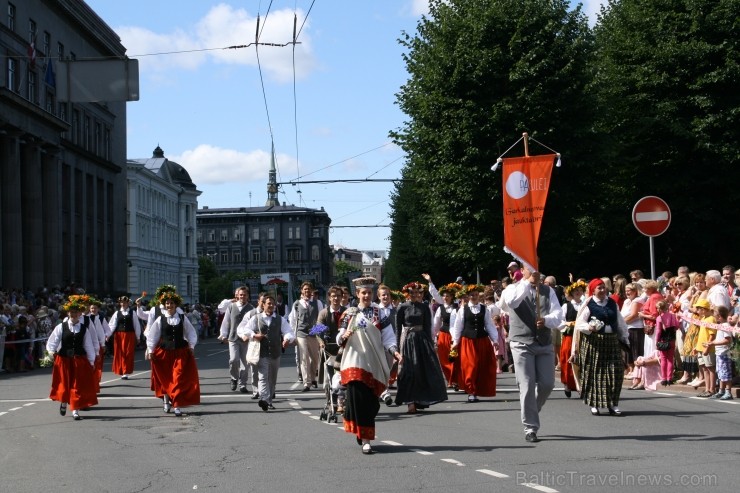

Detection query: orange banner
xmin=502 ymin=154 xmax=556 ymax=272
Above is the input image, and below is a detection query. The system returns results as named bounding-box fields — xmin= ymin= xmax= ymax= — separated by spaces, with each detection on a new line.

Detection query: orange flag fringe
xmin=502 ymin=154 xmax=556 ymax=272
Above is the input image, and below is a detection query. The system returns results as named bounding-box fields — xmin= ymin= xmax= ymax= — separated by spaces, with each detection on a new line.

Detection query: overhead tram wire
xmin=291 ymin=10 xmax=303 ymax=205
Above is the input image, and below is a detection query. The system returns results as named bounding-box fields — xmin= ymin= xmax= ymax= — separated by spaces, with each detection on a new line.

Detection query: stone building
xmin=0 ymin=0 xmax=128 ymax=295
xmin=127 ymin=146 xmax=201 ymax=303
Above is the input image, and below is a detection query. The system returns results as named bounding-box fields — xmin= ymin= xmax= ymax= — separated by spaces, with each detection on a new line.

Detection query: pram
xmin=318 ymin=343 xmax=341 ymax=423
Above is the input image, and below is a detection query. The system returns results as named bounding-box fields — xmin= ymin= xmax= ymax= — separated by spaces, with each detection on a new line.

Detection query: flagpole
xmin=523 ymin=132 xmax=529 ymax=157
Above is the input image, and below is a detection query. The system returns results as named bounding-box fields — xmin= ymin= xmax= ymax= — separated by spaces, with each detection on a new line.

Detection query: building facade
xmin=127 ymin=146 xmax=201 ymax=303
xmin=0 ymin=0 xmax=128 ymax=295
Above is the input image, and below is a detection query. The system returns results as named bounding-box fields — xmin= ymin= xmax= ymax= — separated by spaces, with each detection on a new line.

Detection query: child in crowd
xmin=692 ymin=299 xmax=716 ymax=398
xmin=704 ymin=306 xmax=734 ymax=400
xmin=655 ymin=300 xmax=679 ymax=386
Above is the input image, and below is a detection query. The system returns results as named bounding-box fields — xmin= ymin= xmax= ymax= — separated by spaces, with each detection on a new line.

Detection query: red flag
xmin=501 ymin=154 xmax=556 ymax=272
xmin=28 ymin=38 xmax=36 ymax=69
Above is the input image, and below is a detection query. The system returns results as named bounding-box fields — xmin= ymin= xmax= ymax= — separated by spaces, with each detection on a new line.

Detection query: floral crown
xmin=565 ymin=280 xmax=588 ymax=296
xmin=159 ymin=291 xmax=183 ymax=306
xmin=439 ymin=283 xmax=463 ymax=295
xmin=390 ymin=290 xmax=405 ymax=302
xmin=462 ymin=284 xmax=486 ymax=295
xmin=155 ymin=284 xmax=178 ymax=299
xmin=62 ymin=297 xmax=87 ymax=312
xmin=401 ymin=282 xmax=427 ymax=294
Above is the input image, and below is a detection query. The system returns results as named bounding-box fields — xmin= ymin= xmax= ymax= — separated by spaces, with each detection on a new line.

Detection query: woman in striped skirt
xmin=574 ymin=279 xmax=630 ymax=416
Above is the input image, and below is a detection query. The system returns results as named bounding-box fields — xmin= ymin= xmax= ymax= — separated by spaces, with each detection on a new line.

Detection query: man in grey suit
xmin=499 ymin=266 xmax=562 ymax=443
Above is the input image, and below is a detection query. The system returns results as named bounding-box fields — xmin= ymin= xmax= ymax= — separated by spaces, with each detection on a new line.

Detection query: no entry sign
xmin=632 ymin=196 xmax=671 ymax=237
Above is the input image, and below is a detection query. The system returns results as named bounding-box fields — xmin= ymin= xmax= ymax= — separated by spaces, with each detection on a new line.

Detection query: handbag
xmin=246 ymin=339 xmax=261 ymax=365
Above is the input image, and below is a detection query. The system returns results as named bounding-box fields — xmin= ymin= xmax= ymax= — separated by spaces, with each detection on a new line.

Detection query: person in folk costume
xmin=86 ymin=297 xmax=110 ymax=393
xmin=393 ymin=279 xmax=448 ymax=413
xmin=450 ymin=284 xmax=500 ymax=403
xmin=289 ymin=281 xmax=323 ymax=391
xmin=238 ymin=294 xmax=295 ymax=411
xmin=499 ymin=267 xmax=562 ymax=443
xmin=573 ymin=278 xmax=630 ymax=416
xmin=315 ymin=286 xmax=347 ymax=409
xmin=339 ymin=277 xmax=402 ymax=454
xmin=236 ymin=291 xmax=267 ymax=399
xmin=558 ymin=280 xmax=587 ymax=398
xmin=146 ymin=291 xmax=200 ymax=417
xmin=138 ymin=284 xmax=182 ymax=394
xmin=46 ymin=298 xmax=98 ymax=420
xmin=483 ymin=287 xmax=508 ymax=374
xmin=429 ymin=281 xmax=462 ymax=390
xmin=218 ymin=286 xmax=255 ymax=394
xmin=108 ymin=296 xmax=142 ymax=380
xmin=375 ymin=283 xmax=397 ymax=406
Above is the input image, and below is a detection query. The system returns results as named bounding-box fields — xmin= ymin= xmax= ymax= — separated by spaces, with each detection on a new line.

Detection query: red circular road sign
xmin=632 ymin=196 xmax=671 ymax=237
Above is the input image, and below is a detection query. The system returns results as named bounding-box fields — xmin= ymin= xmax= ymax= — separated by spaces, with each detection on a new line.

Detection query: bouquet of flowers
xmin=309 ymin=323 xmax=331 ymax=344
xmin=448 ymin=347 xmax=459 ymax=361
xmin=588 ymin=317 xmax=605 ymax=332
xmin=39 ymin=350 xmax=54 ymax=368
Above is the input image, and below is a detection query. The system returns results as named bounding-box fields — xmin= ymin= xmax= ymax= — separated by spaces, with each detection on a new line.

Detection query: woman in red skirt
xmin=450 ymin=285 xmax=500 ymax=402
xmin=108 ymin=296 xmax=141 ymax=380
xmin=430 ymin=282 xmax=462 ymax=389
xmin=559 ymin=280 xmax=586 ymax=397
xmin=146 ymin=291 xmax=200 ymax=417
xmin=46 ymin=298 xmax=98 ymax=420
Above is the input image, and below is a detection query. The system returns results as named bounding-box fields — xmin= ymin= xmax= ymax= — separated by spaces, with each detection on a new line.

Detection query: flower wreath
xmin=565 ymin=280 xmax=588 ymax=296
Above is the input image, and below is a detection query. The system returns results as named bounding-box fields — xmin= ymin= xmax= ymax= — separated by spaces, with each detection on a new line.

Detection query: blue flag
xmin=44 ymin=59 xmax=55 ymax=88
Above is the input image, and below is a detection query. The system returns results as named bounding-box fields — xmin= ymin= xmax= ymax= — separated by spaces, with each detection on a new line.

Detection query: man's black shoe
xmin=230 ymin=379 xmax=238 ymax=391
xmin=525 ymin=432 xmax=539 ymax=443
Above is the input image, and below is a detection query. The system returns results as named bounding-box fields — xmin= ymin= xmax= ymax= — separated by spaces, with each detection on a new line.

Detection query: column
xmin=0 ymin=132 xmax=23 ymax=287
xmin=41 ymin=147 xmax=62 ymax=285
xmin=21 ymin=139 xmax=44 ymax=288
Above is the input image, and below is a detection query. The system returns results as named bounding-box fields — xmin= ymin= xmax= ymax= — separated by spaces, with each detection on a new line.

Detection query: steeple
xmin=265 ymin=142 xmax=279 ymax=206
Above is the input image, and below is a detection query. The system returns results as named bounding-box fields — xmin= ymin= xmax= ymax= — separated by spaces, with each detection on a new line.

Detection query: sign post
xmin=632 ymin=196 xmax=671 ymax=279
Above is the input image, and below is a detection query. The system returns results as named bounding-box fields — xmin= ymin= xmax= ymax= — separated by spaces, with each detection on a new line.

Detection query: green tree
xmin=591 ymin=0 xmax=740 ymax=272
xmin=388 ymin=0 xmax=595 ymax=280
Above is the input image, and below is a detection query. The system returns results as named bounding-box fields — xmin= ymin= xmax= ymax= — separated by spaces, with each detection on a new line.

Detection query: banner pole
xmin=523 ymin=132 xmax=529 ymax=157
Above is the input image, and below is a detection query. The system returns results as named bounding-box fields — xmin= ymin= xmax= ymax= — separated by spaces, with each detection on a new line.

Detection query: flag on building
xmin=44 ymin=59 xmax=55 ymax=87
xmin=501 ymin=154 xmax=556 ymax=273
xmin=28 ymin=38 xmax=36 ymax=69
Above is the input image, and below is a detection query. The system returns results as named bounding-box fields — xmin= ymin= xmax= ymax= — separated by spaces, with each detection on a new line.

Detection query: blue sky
xmin=85 ymin=0 xmax=604 ymax=252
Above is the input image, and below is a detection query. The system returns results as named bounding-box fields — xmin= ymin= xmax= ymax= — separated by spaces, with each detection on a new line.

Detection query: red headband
xmin=588 ymin=278 xmax=604 ymax=295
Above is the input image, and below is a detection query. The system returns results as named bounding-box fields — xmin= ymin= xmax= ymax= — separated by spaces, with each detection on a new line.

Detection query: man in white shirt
xmin=706 ymin=270 xmax=731 ymax=309
xmin=218 ymin=286 xmax=254 ymax=392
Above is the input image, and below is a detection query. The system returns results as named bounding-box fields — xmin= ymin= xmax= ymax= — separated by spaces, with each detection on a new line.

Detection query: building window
xmin=287 ymin=248 xmax=301 ymax=263
xmin=59 ymin=102 xmax=67 ymax=122
xmin=208 ymin=230 xmax=215 ymax=241
xmin=233 ymin=250 xmax=241 ymax=263
xmin=7 ymin=3 xmax=15 ymax=31
xmin=252 ymin=228 xmax=259 ymax=240
xmin=197 ymin=230 xmax=203 ymax=242
xmin=57 ymin=42 xmax=64 ymax=60
xmin=70 ymin=51 xmax=76 ymax=61
xmin=27 ymin=69 xmax=37 ymax=103
xmin=311 ymin=245 xmax=320 ymax=261
xmin=312 ymin=228 xmax=320 ymax=238
xmin=72 ymin=110 xmax=80 ymax=144
xmin=84 ymin=115 xmax=91 ymax=150
xmin=43 ymin=31 xmax=50 ymax=56
xmin=268 ymin=227 xmax=274 ymax=240
xmin=288 ymin=228 xmax=293 ymax=240
xmin=7 ymin=58 xmax=18 ymax=92
xmin=267 ymin=248 xmax=275 ymax=262
xmin=103 ymin=127 xmax=111 ymax=160
xmin=221 ymin=251 xmax=228 ymax=263
xmin=295 ymin=227 xmax=301 ymax=239
xmin=95 ymin=122 xmax=102 ymax=155
xmin=233 ymin=228 xmax=241 ymax=241
xmin=252 ymin=249 xmax=260 ymax=263
xmin=45 ymin=89 xmax=54 ymax=113
xmin=29 ymin=19 xmax=36 ymax=43
xmin=220 ymin=229 xmax=228 ymax=241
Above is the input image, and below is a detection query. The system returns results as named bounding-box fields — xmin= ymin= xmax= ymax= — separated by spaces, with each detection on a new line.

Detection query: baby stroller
xmin=318 ymin=337 xmax=341 ymax=423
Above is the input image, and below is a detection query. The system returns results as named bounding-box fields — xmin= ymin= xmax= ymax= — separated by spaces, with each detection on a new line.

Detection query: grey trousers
xmin=510 ymin=340 xmax=555 ymax=434
xmin=257 ymin=356 xmax=281 ymax=404
xmin=229 ymin=339 xmax=259 ymax=390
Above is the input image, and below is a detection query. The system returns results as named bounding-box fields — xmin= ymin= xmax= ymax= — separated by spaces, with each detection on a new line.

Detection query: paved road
xmin=1 ymin=340 xmax=738 ymax=493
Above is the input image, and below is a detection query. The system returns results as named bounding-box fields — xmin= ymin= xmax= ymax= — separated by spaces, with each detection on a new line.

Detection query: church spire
xmin=265 ymin=142 xmax=278 ymax=207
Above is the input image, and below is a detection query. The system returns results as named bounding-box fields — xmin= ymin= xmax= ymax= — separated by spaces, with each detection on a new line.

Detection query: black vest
xmin=587 ymin=298 xmax=619 ymax=334
xmin=116 ymin=310 xmax=135 ymax=332
xmin=59 ymin=320 xmax=88 ymax=357
xmin=157 ymin=315 xmax=188 ymax=350
xmin=565 ymin=302 xmax=578 ymax=323
xmin=257 ymin=315 xmax=283 ymax=359
xmin=440 ymin=304 xmax=458 ymax=333
xmin=461 ymin=304 xmax=488 ymax=339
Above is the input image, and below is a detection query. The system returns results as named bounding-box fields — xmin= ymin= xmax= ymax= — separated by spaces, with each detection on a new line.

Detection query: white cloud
xmin=411 ymin=0 xmax=430 ymax=16
xmin=580 ymin=0 xmax=607 ymax=25
xmin=116 ymin=4 xmax=315 ymax=82
xmin=170 ymin=144 xmax=296 ymax=185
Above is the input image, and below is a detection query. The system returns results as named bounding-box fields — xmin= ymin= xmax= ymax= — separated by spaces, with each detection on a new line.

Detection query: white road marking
xmin=654 ymin=392 xmax=675 ymax=396
xmin=0 ymin=412 xmax=7 ymax=416
xmin=309 ymin=415 xmax=320 ymax=420
xmin=410 ymin=449 xmax=434 ymax=456
xmin=381 ymin=440 xmax=403 ymax=446
xmin=441 ymin=458 xmax=465 ymax=466
xmin=23 ymin=403 xmax=35 ymax=407
xmin=477 ymin=469 xmax=509 ymax=478
xmin=522 ymin=483 xmax=559 ymax=493
xmin=8 ymin=407 xmax=22 ymax=411
xmin=299 ymin=410 xmax=311 ymax=415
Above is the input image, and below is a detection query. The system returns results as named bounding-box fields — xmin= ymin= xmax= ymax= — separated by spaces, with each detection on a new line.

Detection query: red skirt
xmin=436 ymin=331 xmax=460 ymax=385
xmin=113 ymin=331 xmax=137 ymax=375
xmin=49 ymin=355 xmax=98 ymax=410
xmin=456 ymin=337 xmax=497 ymax=397
xmin=150 ymin=346 xmax=200 ymax=408
xmin=94 ymin=347 xmax=105 ymax=393
xmin=560 ymin=334 xmax=577 ymax=390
